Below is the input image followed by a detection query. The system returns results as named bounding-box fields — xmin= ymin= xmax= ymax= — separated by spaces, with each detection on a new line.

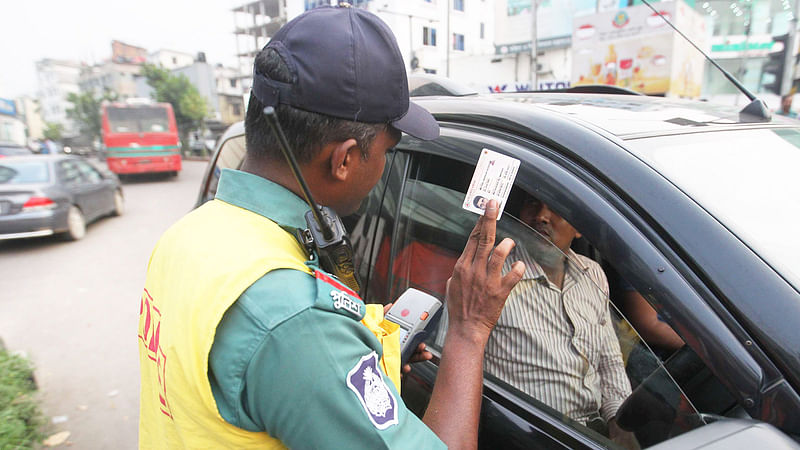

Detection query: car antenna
xmin=640 ymin=0 xmax=772 ymax=122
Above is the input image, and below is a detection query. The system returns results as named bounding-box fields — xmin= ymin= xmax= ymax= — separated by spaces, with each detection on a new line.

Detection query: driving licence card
xmin=462 ymin=148 xmax=520 ymax=219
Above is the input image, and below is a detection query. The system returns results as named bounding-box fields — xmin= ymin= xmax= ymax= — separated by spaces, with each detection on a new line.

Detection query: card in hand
xmin=462 ymin=148 xmax=520 ymax=219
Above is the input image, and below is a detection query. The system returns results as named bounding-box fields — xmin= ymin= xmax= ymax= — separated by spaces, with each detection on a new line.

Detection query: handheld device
xmin=262 ymin=106 xmax=361 ymax=292
xmin=385 ymin=288 xmax=443 ymax=366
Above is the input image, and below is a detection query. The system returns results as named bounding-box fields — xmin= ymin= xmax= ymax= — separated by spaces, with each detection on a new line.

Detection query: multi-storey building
xmin=149 ymin=49 xmax=195 ymax=71
xmin=79 ymin=60 xmax=141 ymax=100
xmin=35 ymin=58 xmax=82 ymax=137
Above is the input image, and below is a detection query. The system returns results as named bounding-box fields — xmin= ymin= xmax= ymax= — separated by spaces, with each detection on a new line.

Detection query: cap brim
xmin=391 ymin=101 xmax=440 ymax=140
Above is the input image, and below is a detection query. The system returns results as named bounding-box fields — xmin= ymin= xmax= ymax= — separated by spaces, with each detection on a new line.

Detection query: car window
xmin=75 ymin=161 xmax=103 ymax=184
xmin=0 ymin=161 xmax=50 ymax=184
xmin=58 ymin=160 xmax=83 ymax=184
xmin=390 ymin=151 xmax=711 ymax=448
xmin=202 ymin=135 xmax=246 ymax=203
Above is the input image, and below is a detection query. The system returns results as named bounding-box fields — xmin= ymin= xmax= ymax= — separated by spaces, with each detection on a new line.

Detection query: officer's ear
xmin=328 ymin=138 xmax=360 ymax=181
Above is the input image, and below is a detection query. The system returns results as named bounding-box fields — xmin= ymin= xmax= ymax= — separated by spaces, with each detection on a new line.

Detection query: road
xmin=0 ymin=160 xmax=208 ymax=449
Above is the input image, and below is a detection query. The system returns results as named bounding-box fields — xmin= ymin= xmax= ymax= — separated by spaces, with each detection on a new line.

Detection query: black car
xmin=196 ymin=91 xmax=800 ymax=448
xmin=0 ymin=155 xmax=124 ymax=241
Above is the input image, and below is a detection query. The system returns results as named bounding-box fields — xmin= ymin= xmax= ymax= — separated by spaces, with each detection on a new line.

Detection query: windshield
xmin=0 ymin=161 xmax=50 ymax=184
xmin=627 ymin=128 xmax=800 ymax=291
xmin=106 ymin=106 xmax=170 ymax=133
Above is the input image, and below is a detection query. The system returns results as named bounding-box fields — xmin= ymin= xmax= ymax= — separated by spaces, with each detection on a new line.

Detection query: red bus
xmin=101 ymin=102 xmax=181 ymax=176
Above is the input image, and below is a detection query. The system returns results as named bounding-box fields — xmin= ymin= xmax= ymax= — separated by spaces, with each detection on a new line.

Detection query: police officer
xmin=138 ymin=5 xmax=524 ymax=449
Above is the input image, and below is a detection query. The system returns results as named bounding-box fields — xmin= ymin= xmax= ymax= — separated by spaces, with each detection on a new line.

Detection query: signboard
xmin=571 ymin=2 xmax=706 ymax=97
xmin=494 ymin=35 xmax=572 ymax=55
xmin=487 ymin=80 xmax=571 ymax=93
xmin=0 ymin=98 xmax=16 ymax=116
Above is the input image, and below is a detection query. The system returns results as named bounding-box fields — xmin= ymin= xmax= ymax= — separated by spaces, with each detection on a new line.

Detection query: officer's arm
xmin=423 ymin=200 xmax=525 ymax=449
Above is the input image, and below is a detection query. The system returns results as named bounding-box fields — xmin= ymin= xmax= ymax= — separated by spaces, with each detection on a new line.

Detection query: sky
xmin=0 ymin=0 xmax=243 ymax=99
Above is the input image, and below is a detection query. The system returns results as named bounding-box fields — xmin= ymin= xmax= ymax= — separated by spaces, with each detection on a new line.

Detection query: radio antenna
xmin=263 ymin=106 xmax=334 ymax=241
xmin=640 ymin=0 xmax=771 ymax=121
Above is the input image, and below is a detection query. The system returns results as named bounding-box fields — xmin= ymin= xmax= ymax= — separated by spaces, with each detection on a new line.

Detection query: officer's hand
xmin=445 ymin=200 xmax=525 ymax=340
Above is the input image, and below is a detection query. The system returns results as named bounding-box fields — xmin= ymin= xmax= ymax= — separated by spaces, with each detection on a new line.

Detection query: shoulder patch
xmin=346 ymin=352 xmax=399 ymax=430
xmin=314 ymin=270 xmax=366 ymax=320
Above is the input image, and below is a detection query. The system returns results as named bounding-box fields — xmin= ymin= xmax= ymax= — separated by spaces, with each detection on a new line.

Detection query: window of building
xmin=453 ymin=33 xmax=465 ymax=51
xmin=172 ymin=57 xmax=177 ymax=65
xmin=480 ymin=22 xmax=485 ymax=39
xmin=229 ymin=79 xmax=237 ymax=88
xmin=423 ymin=26 xmax=437 ymax=46
xmin=232 ymin=103 xmax=242 ymax=116
xmin=454 ymin=0 xmax=464 ymax=11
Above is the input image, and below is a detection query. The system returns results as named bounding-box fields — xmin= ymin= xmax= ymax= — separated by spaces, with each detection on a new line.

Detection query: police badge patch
xmin=346 ymin=352 xmax=398 ymax=430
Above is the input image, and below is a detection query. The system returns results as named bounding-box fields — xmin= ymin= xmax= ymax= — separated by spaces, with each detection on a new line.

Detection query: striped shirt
xmin=484 ymin=247 xmax=631 ymax=423
xmin=435 ymin=246 xmax=632 ymax=423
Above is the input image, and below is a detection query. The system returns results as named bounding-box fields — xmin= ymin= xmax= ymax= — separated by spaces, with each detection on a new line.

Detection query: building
xmin=233 ymin=0 xmax=293 ymax=93
xmin=35 ymin=58 xmax=82 ymax=137
xmin=79 ymin=60 xmax=142 ymax=100
xmin=149 ymin=49 xmax=195 ymax=70
xmin=0 ymin=97 xmax=27 ymax=146
xmin=15 ymin=96 xmax=45 ymax=143
xmin=697 ymin=0 xmax=798 ymax=106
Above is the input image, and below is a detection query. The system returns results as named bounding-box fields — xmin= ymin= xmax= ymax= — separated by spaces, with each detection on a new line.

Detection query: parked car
xmin=195 ymin=90 xmax=800 ymax=448
xmin=0 ymin=155 xmax=124 ymax=241
xmin=0 ymin=143 xmax=33 ymax=157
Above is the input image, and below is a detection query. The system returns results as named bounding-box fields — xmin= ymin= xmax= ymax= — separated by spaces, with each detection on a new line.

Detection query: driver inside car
xmin=483 ymin=193 xmax=634 ymax=442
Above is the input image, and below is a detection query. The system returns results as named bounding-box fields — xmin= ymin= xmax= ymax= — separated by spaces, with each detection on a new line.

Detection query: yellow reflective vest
xmin=138 ymin=199 xmax=401 ymax=448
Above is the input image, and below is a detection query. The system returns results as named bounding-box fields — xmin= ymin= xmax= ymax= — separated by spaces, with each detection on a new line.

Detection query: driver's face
xmin=519 ymin=197 xmax=581 ymax=253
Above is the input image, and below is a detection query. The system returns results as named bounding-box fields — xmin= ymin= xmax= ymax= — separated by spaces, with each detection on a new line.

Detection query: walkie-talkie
xmin=263 ymin=106 xmax=361 ymax=292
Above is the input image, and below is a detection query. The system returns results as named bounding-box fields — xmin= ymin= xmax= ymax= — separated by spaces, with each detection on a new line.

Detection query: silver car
xmin=0 ymin=155 xmax=124 ymax=241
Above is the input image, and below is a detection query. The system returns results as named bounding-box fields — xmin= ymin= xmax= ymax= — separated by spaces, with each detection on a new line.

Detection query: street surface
xmin=0 ymin=159 xmax=208 ymax=449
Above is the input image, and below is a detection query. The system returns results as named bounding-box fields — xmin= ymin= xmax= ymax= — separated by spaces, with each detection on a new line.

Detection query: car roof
xmin=0 ymin=154 xmax=77 ymax=163
xmin=413 ymin=93 xmax=799 ymax=141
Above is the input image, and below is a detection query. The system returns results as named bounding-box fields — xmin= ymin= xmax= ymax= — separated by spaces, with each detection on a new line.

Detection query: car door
xmin=57 ymin=160 xmax=97 ymax=217
xmin=75 ymin=160 xmax=114 ymax=220
xmin=352 ymin=124 xmax=794 ymax=449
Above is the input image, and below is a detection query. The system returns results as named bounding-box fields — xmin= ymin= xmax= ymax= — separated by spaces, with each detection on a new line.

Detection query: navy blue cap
xmin=252 ymin=5 xmax=439 ymax=140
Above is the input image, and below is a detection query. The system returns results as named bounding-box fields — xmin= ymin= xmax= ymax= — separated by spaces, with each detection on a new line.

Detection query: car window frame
xmin=387 ymin=123 xmax=782 ymax=443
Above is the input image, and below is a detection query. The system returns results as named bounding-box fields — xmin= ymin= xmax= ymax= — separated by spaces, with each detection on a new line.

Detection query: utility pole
xmin=530 ymin=0 xmax=538 ymax=89
xmin=780 ymin=0 xmax=800 ymax=95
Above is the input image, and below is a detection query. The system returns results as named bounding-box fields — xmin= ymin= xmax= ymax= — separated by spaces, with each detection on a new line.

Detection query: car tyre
xmin=111 ymin=190 xmax=124 ymax=216
xmin=64 ymin=206 xmax=86 ymax=241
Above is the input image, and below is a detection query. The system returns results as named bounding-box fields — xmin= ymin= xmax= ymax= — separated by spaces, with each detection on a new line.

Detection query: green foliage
xmin=0 ymin=348 xmax=44 ymax=449
xmin=66 ymin=90 xmax=117 ymax=143
xmin=141 ymin=64 xmax=208 ymax=134
xmin=42 ymin=122 xmax=63 ymax=142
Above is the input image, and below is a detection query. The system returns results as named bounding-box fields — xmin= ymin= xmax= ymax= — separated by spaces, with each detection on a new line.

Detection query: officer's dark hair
xmin=245 ymin=48 xmax=396 ymax=164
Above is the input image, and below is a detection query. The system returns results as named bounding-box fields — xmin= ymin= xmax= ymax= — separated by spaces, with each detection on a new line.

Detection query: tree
xmin=141 ymin=64 xmax=208 ymax=152
xmin=66 ymin=89 xmax=117 ymax=144
xmin=42 ymin=122 xmax=63 ymax=141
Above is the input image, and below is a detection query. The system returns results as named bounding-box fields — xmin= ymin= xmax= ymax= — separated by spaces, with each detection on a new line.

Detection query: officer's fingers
xmin=501 ymin=261 xmax=526 ymax=292
xmin=487 ymin=238 xmax=515 ymax=275
xmin=459 ymin=211 xmax=490 ymax=267
xmin=473 ymin=200 xmax=499 ymax=263
xmin=383 ymin=303 xmax=393 ymax=315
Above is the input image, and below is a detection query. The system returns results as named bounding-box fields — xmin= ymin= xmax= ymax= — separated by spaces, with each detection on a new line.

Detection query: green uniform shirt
xmin=208 ymin=169 xmax=445 ymax=449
